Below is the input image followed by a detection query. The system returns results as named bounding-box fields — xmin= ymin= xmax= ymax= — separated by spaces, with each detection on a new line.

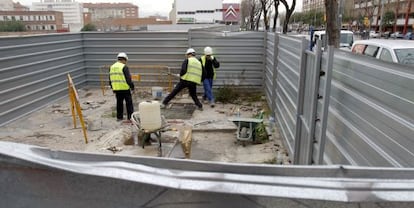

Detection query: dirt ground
xmin=0 ymin=87 xmax=291 ymax=165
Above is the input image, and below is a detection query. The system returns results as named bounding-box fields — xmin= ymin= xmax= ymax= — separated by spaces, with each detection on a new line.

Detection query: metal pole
xmin=293 ymin=38 xmax=309 ymax=165
xmin=316 ymin=45 xmax=334 ymax=165
xmin=338 ymin=0 xmax=344 ymax=30
xmin=379 ymin=0 xmax=385 ymax=37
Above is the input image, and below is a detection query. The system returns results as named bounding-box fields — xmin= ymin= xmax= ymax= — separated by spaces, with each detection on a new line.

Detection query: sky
xmin=14 ymin=0 xmax=302 ymax=17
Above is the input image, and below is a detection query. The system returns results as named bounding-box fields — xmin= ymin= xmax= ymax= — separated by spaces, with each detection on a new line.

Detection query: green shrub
xmin=214 ymin=85 xmax=240 ymax=103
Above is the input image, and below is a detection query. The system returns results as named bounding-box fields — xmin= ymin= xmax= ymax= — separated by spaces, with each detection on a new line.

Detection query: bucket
xmin=139 ymin=101 xmax=162 ymax=131
xmin=151 ymin=87 xmax=163 ymax=100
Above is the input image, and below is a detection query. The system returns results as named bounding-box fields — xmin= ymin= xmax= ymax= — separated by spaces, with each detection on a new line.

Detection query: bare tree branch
xmin=280 ymin=0 xmax=296 ymax=33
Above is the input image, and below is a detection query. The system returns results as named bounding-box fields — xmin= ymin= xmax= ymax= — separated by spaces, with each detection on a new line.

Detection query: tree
xmin=358 ymin=0 xmax=380 ymax=31
xmin=259 ymin=0 xmax=273 ymax=31
xmin=0 ymin=21 xmax=26 ymax=32
xmin=241 ymin=0 xmax=262 ymax=30
xmin=81 ymin=23 xmax=97 ymax=31
xmin=272 ymin=0 xmax=280 ymax=32
xmin=280 ymin=0 xmax=296 ymax=34
xmin=325 ymin=0 xmax=339 ymax=48
xmin=382 ymin=11 xmax=395 ymax=30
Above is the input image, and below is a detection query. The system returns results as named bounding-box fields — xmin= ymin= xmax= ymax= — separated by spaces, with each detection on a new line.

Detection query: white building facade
xmin=32 ymin=0 xmax=83 ymax=32
xmin=170 ymin=0 xmax=223 ymax=24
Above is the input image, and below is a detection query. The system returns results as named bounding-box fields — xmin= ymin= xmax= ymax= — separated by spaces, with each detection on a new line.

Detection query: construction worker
xmin=200 ymin=46 xmax=220 ymax=108
xmin=109 ymin=52 xmax=134 ymax=121
xmin=161 ymin=48 xmax=204 ymax=111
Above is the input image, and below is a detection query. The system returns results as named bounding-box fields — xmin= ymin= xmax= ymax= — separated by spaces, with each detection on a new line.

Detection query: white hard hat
xmin=204 ymin=46 xmax=213 ymax=55
xmin=117 ymin=52 xmax=128 ymax=60
xmin=185 ymin=48 xmax=196 ymax=55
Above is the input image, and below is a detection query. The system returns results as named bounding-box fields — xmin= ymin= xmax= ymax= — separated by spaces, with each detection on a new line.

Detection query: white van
xmin=312 ymin=30 xmax=354 ymax=50
xmin=351 ymin=39 xmax=414 ymax=66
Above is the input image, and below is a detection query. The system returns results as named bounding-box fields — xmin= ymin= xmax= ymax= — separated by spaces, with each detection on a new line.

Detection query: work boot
xmin=197 ymin=106 xmax=203 ymax=111
xmin=160 ymin=103 xmax=166 ymax=109
xmin=210 ymin=102 xmax=215 ymax=108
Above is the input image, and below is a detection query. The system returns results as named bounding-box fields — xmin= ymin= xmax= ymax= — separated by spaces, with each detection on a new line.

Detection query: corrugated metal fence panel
xmin=315 ymin=50 xmax=414 ymax=167
xmin=0 ymin=33 xmax=85 ymax=127
xmin=82 ymin=32 xmax=189 ymax=87
xmin=189 ymin=31 xmax=264 ymax=88
xmin=264 ymin=32 xmax=275 ymax=110
xmin=273 ymin=35 xmax=303 ymax=159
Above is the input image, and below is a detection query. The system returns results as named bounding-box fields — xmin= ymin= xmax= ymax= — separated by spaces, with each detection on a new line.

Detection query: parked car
xmin=404 ymin=32 xmax=413 ymax=40
xmin=351 ymin=39 xmax=414 ymax=66
xmin=390 ymin=31 xmax=404 ymax=39
xmin=382 ymin=31 xmax=391 ymax=38
xmin=369 ymin=31 xmax=380 ymax=38
xmin=311 ymin=30 xmax=354 ymax=50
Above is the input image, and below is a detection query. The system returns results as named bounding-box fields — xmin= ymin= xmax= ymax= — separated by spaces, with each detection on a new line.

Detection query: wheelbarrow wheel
xmin=240 ymin=127 xmax=248 ymax=138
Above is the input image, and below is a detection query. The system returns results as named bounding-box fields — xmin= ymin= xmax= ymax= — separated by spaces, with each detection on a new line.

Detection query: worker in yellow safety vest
xmin=109 ymin=52 xmax=135 ymax=121
xmin=199 ymin=46 xmax=220 ymax=108
xmin=161 ymin=48 xmax=205 ymax=111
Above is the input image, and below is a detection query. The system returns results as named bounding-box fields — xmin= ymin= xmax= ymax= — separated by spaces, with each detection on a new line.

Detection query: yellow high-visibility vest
xmin=109 ymin=62 xmax=130 ymax=90
xmin=181 ymin=57 xmax=202 ymax=85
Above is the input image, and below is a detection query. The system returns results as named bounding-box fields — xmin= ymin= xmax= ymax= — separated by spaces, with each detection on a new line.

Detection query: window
xmin=364 ymin=45 xmax=379 ymax=57
xmin=177 ymin=11 xmax=195 ymax=15
xmin=51 ymin=25 xmax=55 ymax=30
xmin=352 ymin=44 xmax=366 ymax=54
xmin=395 ymin=48 xmax=414 ymax=66
xmin=379 ymin=48 xmax=393 ymax=63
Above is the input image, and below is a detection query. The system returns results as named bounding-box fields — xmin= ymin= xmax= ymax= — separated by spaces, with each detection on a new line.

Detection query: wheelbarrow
xmin=228 ymin=117 xmax=264 ymax=142
xmin=130 ymin=112 xmax=169 ymax=157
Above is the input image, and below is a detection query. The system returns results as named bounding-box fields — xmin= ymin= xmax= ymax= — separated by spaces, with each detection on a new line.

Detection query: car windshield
xmin=340 ymin=33 xmax=353 ymax=47
xmin=394 ymin=48 xmax=414 ymax=66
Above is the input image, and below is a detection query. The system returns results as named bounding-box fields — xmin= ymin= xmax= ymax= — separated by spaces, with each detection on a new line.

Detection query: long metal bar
xmin=304 ymin=40 xmax=322 ymax=165
xmin=272 ymin=33 xmax=280 ymax=114
xmin=293 ymin=38 xmax=309 ymax=164
xmin=1 ymin=141 xmax=414 ymax=205
xmin=316 ymin=45 xmax=335 ymax=165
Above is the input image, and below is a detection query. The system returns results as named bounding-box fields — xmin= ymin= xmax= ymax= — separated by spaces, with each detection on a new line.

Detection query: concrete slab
xmin=0 ymin=88 xmax=291 ymax=165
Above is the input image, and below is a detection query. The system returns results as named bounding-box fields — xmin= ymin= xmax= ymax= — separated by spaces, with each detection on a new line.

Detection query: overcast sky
xmin=15 ymin=0 xmax=302 ymax=17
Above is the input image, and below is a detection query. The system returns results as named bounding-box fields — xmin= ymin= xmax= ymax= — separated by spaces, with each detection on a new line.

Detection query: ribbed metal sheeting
xmin=267 ymin=34 xmax=414 ymax=167
xmin=264 ymin=32 xmax=277 ymax=113
xmin=82 ymin=32 xmax=189 ymax=87
xmin=314 ymin=50 xmax=414 ymax=167
xmin=272 ymin=35 xmax=304 ymax=162
xmin=1 ymin=141 xmax=414 ymax=206
xmin=189 ymin=30 xmax=265 ymax=89
xmin=0 ymin=33 xmax=85 ymax=126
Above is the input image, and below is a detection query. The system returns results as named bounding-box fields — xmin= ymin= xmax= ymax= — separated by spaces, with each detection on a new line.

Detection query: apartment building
xmin=0 ymin=10 xmax=64 ymax=32
xmin=32 ymin=0 xmax=83 ymax=32
xmin=354 ymin=0 xmax=414 ymax=33
xmin=302 ymin=0 xmax=325 ymax=12
xmin=83 ymin=3 xmax=138 ymax=21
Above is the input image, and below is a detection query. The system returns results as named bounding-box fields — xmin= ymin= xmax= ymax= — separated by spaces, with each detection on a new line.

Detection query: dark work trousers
xmin=114 ymin=90 xmax=134 ymax=120
xmin=162 ymin=80 xmax=202 ymax=108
